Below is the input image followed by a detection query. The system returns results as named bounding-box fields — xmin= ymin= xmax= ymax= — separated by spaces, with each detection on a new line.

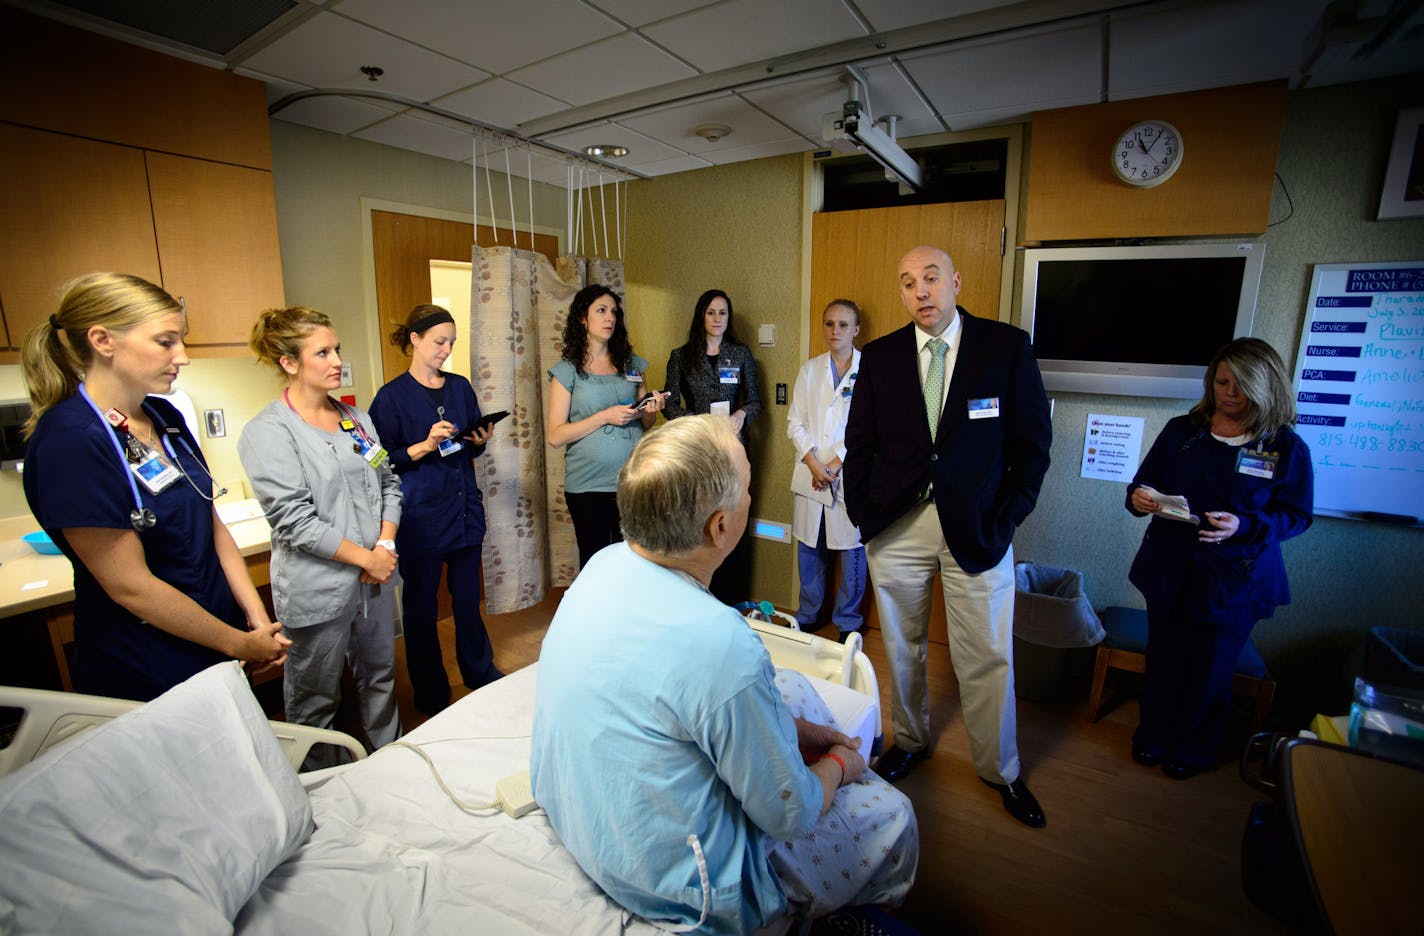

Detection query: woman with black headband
xmin=21 ymin=272 xmax=289 ymax=701
xmin=370 ymin=304 xmax=501 ymax=716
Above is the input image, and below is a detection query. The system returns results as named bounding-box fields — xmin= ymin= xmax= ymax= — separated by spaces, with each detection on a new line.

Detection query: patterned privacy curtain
xmin=469 ymin=244 xmax=624 ymax=614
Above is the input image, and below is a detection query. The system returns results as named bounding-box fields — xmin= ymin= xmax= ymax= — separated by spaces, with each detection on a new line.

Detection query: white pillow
xmin=0 ymin=662 xmax=313 ymax=934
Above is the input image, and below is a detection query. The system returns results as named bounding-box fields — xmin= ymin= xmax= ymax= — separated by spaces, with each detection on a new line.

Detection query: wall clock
xmin=1112 ymin=120 xmax=1183 ymax=188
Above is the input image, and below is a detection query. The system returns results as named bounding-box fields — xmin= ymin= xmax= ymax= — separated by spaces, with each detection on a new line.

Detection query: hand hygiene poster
xmin=1080 ymin=413 xmax=1144 ymax=481
xmin=1292 ymin=262 xmax=1424 ymax=524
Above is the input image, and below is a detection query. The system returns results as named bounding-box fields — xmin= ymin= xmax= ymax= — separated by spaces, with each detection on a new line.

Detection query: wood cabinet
xmin=0 ymin=124 xmax=163 ymax=350
xmin=147 ymin=153 xmax=286 ymax=349
xmin=1023 ymin=81 xmax=1287 ymax=242
xmin=0 ymin=7 xmax=283 ymax=360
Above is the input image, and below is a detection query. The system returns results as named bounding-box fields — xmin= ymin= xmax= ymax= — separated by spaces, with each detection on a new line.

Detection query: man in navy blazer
xmin=844 ymin=245 xmax=1052 ymax=827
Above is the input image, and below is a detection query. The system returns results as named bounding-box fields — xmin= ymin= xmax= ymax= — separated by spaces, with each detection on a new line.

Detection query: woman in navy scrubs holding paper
xmin=370 ymin=304 xmax=500 ymax=716
xmin=1125 ymin=338 xmax=1313 ymax=779
xmin=21 ymin=273 xmax=289 ymax=701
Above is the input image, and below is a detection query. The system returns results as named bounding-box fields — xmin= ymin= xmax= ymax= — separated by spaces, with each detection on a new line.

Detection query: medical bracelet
xmin=821 ymin=752 xmax=846 ymax=785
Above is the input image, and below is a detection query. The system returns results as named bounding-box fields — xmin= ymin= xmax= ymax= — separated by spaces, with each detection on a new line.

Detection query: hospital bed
xmin=0 ymin=621 xmax=880 ymax=934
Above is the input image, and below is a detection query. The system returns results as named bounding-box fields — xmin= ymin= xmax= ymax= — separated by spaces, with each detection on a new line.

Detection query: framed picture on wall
xmin=1377 ymin=106 xmax=1424 ymax=220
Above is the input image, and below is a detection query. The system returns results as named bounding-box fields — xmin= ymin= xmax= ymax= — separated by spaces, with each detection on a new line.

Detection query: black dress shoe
xmin=874 ymin=745 xmax=927 ymax=782
xmin=838 ymin=625 xmax=868 ymax=644
xmin=981 ymin=777 xmax=1047 ymax=828
xmin=1162 ymin=760 xmax=1201 ymax=781
xmin=1131 ymin=745 xmax=1162 ymax=767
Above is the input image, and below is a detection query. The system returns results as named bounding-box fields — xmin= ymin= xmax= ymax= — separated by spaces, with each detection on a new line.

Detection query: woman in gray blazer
xmin=662 ymin=289 xmax=761 ymax=602
xmin=239 ymin=306 xmax=403 ymax=766
xmin=662 ymin=289 xmax=761 ymax=446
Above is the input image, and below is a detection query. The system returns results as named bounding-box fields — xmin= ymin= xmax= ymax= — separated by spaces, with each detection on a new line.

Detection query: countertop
xmin=0 ymin=499 xmax=272 ymax=618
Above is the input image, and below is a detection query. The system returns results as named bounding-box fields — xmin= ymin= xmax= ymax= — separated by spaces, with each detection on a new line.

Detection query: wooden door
xmin=371 ymin=211 xmax=559 ymax=383
xmin=810 ymin=200 xmax=1006 ymax=646
xmin=809 ymin=200 xmax=1005 ymax=356
xmin=0 ymin=123 xmax=161 ymax=353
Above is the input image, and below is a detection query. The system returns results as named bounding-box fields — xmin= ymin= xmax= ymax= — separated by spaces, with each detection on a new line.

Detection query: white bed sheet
xmin=236 ymin=664 xmax=659 ymax=936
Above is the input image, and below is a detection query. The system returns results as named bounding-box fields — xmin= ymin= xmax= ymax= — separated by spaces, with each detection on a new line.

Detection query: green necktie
xmin=924 ymin=337 xmax=947 ymax=441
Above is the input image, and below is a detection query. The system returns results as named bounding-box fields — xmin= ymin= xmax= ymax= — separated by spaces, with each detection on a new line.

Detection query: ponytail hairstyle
xmin=21 ymin=273 xmax=182 ymax=438
xmin=249 ymin=306 xmax=334 ymax=379
xmin=388 ymin=303 xmax=455 ymax=354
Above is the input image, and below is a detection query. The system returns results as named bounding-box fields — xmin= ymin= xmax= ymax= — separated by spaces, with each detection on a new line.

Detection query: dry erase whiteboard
xmin=1290 ymin=262 xmax=1424 ymax=526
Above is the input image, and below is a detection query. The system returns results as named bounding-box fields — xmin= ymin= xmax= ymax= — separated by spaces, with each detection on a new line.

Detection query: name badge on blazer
xmin=718 ymin=365 xmax=739 ymax=385
xmin=1237 ymin=448 xmax=1278 ymax=479
xmin=968 ymin=397 xmax=1000 ymax=419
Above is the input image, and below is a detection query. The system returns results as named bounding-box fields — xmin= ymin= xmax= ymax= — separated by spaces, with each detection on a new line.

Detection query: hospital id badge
xmin=968 ymin=397 xmax=1000 ymax=419
xmin=1237 ymin=448 xmax=1277 ymax=479
xmin=131 ymin=450 xmax=180 ymax=493
xmin=718 ymin=365 xmax=739 ymax=385
xmin=362 ymin=443 xmax=389 ymax=469
xmin=437 ymin=437 xmax=464 ymax=457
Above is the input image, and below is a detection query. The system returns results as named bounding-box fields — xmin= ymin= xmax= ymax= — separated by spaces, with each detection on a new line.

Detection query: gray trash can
xmin=1012 ymin=562 xmax=1104 ymax=701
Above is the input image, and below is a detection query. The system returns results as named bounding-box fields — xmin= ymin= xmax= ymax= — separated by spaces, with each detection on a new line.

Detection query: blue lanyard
xmin=78 ymin=382 xmax=147 ymax=519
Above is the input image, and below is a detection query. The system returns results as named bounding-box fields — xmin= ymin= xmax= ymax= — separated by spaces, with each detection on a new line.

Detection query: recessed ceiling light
xmin=583 ymin=144 xmax=629 ymax=159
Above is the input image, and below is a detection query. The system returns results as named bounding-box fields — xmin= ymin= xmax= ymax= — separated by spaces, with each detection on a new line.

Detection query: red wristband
xmin=822 ymin=752 xmax=846 ymax=783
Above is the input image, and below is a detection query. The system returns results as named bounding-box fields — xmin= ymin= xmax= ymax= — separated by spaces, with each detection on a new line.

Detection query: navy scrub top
xmin=23 ymin=393 xmax=242 ymax=701
xmin=369 ymin=371 xmax=487 ymax=559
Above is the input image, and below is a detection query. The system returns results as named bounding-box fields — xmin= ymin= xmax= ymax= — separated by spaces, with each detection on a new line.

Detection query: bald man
xmin=843 ymin=246 xmax=1052 ymax=827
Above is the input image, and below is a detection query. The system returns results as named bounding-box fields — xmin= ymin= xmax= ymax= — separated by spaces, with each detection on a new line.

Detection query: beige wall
xmin=626 ymin=154 xmax=807 ymax=607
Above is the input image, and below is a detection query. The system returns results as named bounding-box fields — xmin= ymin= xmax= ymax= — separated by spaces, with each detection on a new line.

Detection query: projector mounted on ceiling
xmin=821 ymin=67 xmax=923 ymax=193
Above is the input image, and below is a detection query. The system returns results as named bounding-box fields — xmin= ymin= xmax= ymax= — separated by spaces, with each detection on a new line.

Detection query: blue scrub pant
xmin=1134 ymin=600 xmax=1256 ymax=771
xmin=795 ymin=526 xmax=866 ymax=632
xmin=399 ymin=545 xmax=499 ymax=715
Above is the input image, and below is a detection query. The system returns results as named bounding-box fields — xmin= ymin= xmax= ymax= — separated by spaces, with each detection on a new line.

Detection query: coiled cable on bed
xmin=387 ymin=741 xmax=503 ymax=815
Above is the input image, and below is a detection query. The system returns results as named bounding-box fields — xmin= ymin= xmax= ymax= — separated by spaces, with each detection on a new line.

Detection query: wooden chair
xmin=1088 ymin=606 xmax=1275 ymax=732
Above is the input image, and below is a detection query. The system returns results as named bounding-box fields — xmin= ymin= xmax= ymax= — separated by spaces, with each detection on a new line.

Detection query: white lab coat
xmin=787 ymin=349 xmax=862 ymax=550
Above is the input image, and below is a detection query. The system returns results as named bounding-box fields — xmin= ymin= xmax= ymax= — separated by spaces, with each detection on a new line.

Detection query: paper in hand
xmin=1138 ymin=485 xmax=1199 ymax=524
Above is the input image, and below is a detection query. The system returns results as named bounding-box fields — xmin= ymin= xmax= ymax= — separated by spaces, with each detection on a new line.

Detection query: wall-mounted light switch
xmin=340 ymin=363 xmax=353 ymax=387
xmin=775 ymin=383 xmax=787 ymax=405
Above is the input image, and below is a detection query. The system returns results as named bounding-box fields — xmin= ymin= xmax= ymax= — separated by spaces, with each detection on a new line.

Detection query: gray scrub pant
xmin=283 ymin=583 xmax=401 ymax=770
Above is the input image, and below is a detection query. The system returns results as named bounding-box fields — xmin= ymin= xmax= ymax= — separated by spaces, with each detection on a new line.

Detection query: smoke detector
xmin=694 ymin=123 xmax=732 ymax=143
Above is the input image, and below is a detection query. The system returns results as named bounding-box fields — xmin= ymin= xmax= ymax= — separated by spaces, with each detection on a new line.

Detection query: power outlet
xmin=340 ymin=363 xmax=353 ymax=387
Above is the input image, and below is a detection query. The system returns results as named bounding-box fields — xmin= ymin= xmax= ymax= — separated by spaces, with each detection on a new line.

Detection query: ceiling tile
xmin=901 ymin=22 xmax=1102 ymax=127
xmin=853 ymin=0 xmax=1024 ymax=33
xmin=353 ymin=111 xmax=476 ymax=162
xmin=642 ymin=0 xmax=865 ymax=72
xmin=333 ymin=0 xmax=622 ymax=73
xmin=237 ymin=10 xmax=489 ymax=100
xmin=436 ymin=79 xmax=572 ymax=130
xmin=586 ymin=0 xmax=718 ymax=28
xmin=618 ymin=93 xmax=800 ymax=153
xmin=539 ymin=121 xmax=687 ymax=166
xmin=236 ymin=68 xmax=310 ymax=106
xmin=1108 ymin=0 xmax=1321 ymax=100
xmin=740 ymin=63 xmax=940 ymax=141
xmin=507 ymin=32 xmax=696 ymax=107
xmin=272 ymin=93 xmax=407 ymax=134
xmin=700 ymin=137 xmax=812 ymax=164
xmin=624 ymin=153 xmax=714 ymax=176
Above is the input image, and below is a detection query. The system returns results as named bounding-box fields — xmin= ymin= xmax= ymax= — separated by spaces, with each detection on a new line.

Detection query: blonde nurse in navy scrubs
xmin=21 ymin=273 xmax=289 ymax=701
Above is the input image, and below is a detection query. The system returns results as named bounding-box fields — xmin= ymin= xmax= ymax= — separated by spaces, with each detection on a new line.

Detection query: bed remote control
xmin=496 ymin=769 xmax=538 ymax=818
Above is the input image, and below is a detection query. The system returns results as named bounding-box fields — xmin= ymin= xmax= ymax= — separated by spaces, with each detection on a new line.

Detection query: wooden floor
xmin=392 ymin=597 xmax=1286 ymax=935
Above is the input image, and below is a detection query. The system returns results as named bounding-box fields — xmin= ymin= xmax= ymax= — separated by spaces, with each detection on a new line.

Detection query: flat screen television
xmin=1021 ymin=242 xmax=1265 ymax=398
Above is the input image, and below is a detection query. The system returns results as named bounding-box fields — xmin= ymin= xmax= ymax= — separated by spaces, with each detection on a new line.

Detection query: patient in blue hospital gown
xmin=532 ymin=415 xmax=917 ymax=934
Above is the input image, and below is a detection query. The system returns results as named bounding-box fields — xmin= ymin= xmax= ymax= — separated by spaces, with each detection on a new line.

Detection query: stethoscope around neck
xmin=77 ymin=383 xmax=226 ymax=531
